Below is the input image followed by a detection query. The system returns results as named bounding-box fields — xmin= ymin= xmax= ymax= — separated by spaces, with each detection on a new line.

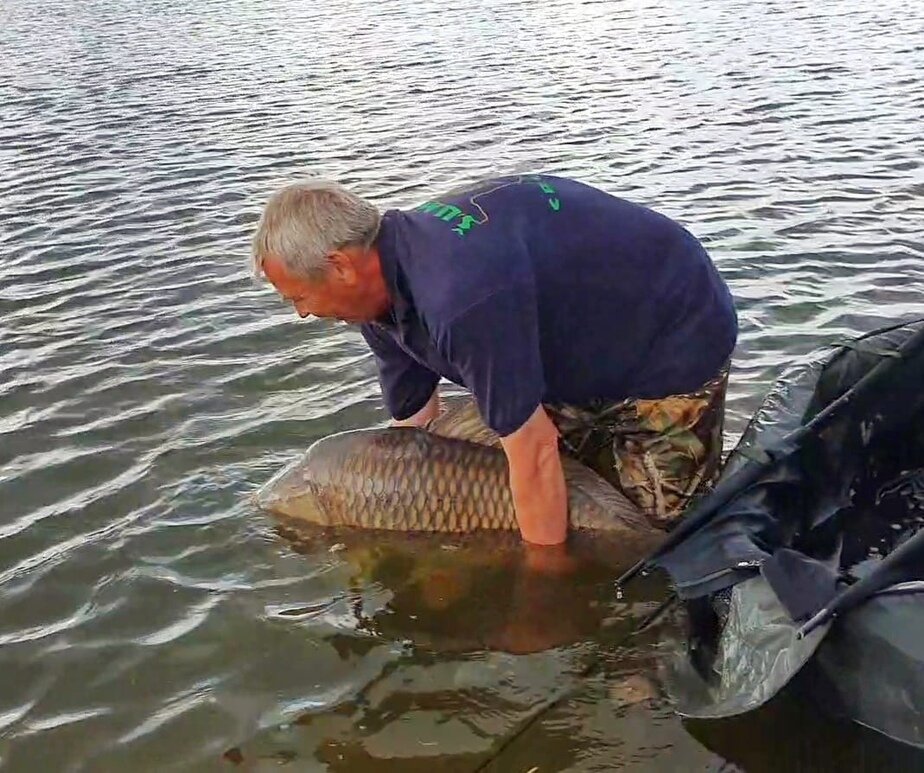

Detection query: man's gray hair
xmin=250 ymin=180 xmax=381 ymax=280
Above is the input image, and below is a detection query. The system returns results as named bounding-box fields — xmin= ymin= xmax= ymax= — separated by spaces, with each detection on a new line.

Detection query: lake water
xmin=2 ymin=0 xmax=923 ymax=769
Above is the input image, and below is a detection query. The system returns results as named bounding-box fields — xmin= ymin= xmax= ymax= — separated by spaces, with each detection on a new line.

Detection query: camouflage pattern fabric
xmin=546 ymin=363 xmax=730 ymax=528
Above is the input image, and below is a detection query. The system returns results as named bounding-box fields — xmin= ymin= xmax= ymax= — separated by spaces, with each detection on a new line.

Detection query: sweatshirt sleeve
xmin=435 ymin=284 xmax=545 ymax=437
xmin=360 ymin=324 xmax=440 ymax=421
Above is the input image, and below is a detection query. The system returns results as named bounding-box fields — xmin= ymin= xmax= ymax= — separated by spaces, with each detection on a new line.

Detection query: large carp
xmin=255 ymin=424 xmax=661 ymax=540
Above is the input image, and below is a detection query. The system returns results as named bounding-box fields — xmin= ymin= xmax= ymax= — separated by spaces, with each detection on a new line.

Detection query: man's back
xmin=368 ymin=174 xmax=737 ymax=434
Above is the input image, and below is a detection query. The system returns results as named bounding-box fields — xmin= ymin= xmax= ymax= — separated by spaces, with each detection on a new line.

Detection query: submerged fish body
xmin=255 ymin=426 xmax=658 ymax=537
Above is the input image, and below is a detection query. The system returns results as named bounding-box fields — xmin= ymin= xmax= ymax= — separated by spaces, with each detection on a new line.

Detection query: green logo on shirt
xmin=414 ymin=175 xmax=561 ymax=236
xmin=415 ymin=201 xmax=480 ymax=236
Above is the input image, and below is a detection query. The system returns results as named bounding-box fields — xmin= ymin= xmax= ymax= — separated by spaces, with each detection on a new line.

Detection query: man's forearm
xmin=501 ymin=407 xmax=568 ymax=545
xmin=508 ymin=445 xmax=568 ymax=544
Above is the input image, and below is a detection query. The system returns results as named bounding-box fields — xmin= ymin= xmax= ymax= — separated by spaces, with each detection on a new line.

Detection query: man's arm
xmin=499 ymin=404 xmax=568 ymax=546
xmin=391 ymin=386 xmax=440 ymax=428
xmin=433 ymin=280 xmax=565 ymax=546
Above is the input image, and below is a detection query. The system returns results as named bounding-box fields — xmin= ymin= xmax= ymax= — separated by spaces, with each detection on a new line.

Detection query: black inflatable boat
xmin=638 ymin=318 xmax=924 ymax=749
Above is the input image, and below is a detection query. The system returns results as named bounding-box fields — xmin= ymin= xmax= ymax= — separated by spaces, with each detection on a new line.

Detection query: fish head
xmin=253 ymin=430 xmax=379 ymax=524
xmin=253 ymin=452 xmax=329 ymax=522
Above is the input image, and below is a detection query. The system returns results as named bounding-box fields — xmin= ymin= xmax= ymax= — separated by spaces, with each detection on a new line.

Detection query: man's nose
xmin=294 ymin=301 xmax=312 ymax=318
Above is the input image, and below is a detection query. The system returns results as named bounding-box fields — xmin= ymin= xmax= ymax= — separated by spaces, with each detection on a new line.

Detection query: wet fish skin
xmin=255 ymin=426 xmax=658 ymax=536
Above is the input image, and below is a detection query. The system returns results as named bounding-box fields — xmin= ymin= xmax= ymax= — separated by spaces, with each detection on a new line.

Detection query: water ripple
xmin=1 ymin=0 xmax=923 ymax=769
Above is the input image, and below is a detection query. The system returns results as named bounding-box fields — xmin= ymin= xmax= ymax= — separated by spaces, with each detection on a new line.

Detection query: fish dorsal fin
xmin=426 ymin=397 xmax=502 ymax=448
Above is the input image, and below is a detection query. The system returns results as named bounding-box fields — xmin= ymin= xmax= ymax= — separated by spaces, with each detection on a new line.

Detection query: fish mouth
xmin=253 ymin=457 xmax=331 ymax=525
xmin=253 ymin=468 xmax=288 ymax=509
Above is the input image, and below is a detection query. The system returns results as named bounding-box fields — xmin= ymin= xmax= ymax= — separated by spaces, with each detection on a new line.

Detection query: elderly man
xmin=251 ymin=174 xmax=737 ymax=547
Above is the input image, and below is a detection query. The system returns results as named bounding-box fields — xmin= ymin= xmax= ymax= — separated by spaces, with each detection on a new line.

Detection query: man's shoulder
xmin=385 ymin=204 xmax=530 ymax=324
xmin=403 ymin=173 xmax=595 ymax=232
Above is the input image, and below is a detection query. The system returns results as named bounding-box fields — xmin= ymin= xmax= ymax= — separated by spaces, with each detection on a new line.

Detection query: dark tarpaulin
xmin=657 ymin=318 xmax=924 ymax=599
xmin=657 ymin=318 xmax=924 ymax=749
xmin=803 ymin=589 xmax=924 ymax=748
xmin=664 ymin=574 xmax=832 ymax=719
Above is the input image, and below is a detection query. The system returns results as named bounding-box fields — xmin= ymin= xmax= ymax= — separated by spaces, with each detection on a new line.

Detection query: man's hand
xmin=391 ymin=387 xmax=440 ymax=428
xmin=499 ymin=405 xmax=568 ymax=545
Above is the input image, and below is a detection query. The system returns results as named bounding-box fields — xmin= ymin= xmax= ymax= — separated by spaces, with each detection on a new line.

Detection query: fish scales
xmin=255 ymin=427 xmax=658 ymax=537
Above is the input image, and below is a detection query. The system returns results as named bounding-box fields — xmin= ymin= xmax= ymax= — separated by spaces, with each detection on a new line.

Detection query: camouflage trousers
xmin=428 ymin=363 xmax=730 ymax=529
xmin=546 ymin=364 xmax=730 ymax=528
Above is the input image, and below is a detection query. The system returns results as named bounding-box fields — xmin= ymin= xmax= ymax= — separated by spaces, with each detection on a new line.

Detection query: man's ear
xmin=327 ymin=250 xmax=358 ymax=285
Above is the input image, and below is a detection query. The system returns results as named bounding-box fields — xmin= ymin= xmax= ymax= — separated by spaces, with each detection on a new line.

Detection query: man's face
xmin=262 ymin=253 xmax=385 ymax=323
